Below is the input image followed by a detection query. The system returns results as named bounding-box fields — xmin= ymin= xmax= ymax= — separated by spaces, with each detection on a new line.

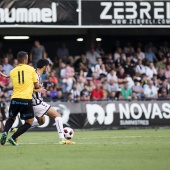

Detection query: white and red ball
xmin=63 ymin=127 xmax=74 ymax=140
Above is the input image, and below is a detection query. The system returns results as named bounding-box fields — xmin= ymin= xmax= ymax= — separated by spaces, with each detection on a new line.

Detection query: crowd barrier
xmin=8 ymin=100 xmax=170 ymax=131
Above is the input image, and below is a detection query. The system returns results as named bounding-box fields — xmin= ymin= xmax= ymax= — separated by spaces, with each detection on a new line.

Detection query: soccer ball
xmin=64 ymin=127 xmax=74 ymax=140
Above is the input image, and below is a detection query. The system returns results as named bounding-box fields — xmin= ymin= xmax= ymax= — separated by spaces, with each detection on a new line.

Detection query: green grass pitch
xmin=0 ymin=129 xmax=170 ymax=170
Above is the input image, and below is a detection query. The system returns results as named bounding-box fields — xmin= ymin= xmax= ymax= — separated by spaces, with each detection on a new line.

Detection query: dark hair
xmin=1 ymin=95 xmax=5 ymax=98
xmin=37 ymin=59 xmax=49 ymax=68
xmin=17 ymin=51 xmax=28 ymax=63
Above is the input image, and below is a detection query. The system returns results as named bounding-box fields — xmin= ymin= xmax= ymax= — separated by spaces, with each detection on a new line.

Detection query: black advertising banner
xmin=82 ymin=1 xmax=170 ymax=26
xmin=0 ymin=0 xmax=78 ymax=26
xmin=6 ymin=101 xmax=170 ymax=131
xmin=1 ymin=0 xmax=170 ymax=27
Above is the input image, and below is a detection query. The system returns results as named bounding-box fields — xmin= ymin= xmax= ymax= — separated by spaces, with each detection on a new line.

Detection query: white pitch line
xmin=79 ymin=136 xmax=170 ymax=139
xmin=17 ymin=143 xmax=118 ymax=145
xmin=15 ymin=141 xmax=170 ymax=145
xmin=80 ymin=136 xmax=143 ymax=139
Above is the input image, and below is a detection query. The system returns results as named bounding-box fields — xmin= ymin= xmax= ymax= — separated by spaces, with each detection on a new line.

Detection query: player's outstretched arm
xmin=0 ymin=71 xmax=10 ymax=78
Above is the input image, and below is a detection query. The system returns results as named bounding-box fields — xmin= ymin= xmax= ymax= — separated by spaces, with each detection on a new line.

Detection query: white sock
xmin=55 ymin=117 xmax=65 ymax=140
xmin=32 ymin=119 xmax=39 ymax=127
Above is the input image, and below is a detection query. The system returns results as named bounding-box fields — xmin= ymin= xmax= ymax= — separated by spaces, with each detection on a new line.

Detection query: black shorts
xmin=9 ymin=98 xmax=34 ymax=120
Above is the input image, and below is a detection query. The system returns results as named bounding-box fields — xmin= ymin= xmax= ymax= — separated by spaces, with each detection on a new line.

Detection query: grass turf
xmin=0 ymin=129 xmax=170 ymax=170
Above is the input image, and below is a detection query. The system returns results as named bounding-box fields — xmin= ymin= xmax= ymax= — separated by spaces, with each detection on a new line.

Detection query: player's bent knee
xmin=38 ymin=118 xmax=45 ymax=125
xmin=55 ymin=112 xmax=61 ymax=117
xmin=47 ymin=107 xmax=61 ymax=118
xmin=25 ymin=118 xmax=34 ymax=126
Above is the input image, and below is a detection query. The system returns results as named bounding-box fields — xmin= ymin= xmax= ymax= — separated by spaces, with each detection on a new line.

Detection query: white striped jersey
xmin=32 ymin=72 xmax=43 ymax=105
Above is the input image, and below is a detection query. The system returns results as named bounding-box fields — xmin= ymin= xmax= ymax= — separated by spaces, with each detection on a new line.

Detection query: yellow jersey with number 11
xmin=10 ymin=64 xmax=37 ymax=99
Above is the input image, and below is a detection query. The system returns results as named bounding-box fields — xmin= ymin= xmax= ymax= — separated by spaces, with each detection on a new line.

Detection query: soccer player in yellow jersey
xmin=0 ymin=51 xmax=40 ymax=146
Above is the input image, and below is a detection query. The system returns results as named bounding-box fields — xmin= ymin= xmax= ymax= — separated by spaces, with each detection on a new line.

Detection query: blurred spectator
xmin=50 ymin=71 xmax=58 ymax=85
xmin=70 ymin=83 xmax=80 ymax=102
xmin=90 ymin=84 xmax=104 ymax=100
xmin=136 ymin=47 xmax=145 ymax=60
xmin=65 ymin=60 xmax=75 ymax=79
xmin=145 ymin=42 xmax=157 ymax=54
xmin=86 ymin=79 xmax=95 ymax=92
xmin=6 ymin=48 xmax=13 ymax=62
xmin=124 ymin=42 xmax=132 ymax=54
xmin=67 ymin=92 xmax=74 ymax=102
xmin=62 ymin=60 xmax=75 ymax=93
xmin=141 ymin=73 xmax=148 ymax=87
xmin=165 ymin=64 xmax=170 ymax=79
xmin=42 ymin=91 xmax=51 ymax=102
xmin=95 ymin=42 xmax=105 ymax=56
xmin=145 ymin=47 xmax=156 ymax=62
xmin=101 ymin=81 xmax=108 ymax=98
xmin=2 ymin=57 xmax=13 ymax=75
xmin=144 ymin=80 xmax=158 ymax=99
xmin=157 ymin=49 xmax=165 ymax=61
xmin=152 ymin=74 xmax=159 ymax=88
xmin=60 ymin=61 xmax=66 ymax=80
xmin=158 ymin=80 xmax=168 ymax=97
xmin=108 ymin=91 xmax=117 ymax=101
xmin=158 ymin=88 xmax=168 ymax=100
xmin=129 ymin=47 xmax=136 ymax=62
xmin=53 ymin=89 xmax=65 ymax=101
xmin=160 ymin=41 xmax=169 ymax=54
xmin=57 ymin=42 xmax=69 ymax=61
xmin=99 ymin=64 xmax=107 ymax=77
xmin=117 ymin=67 xmax=128 ymax=85
xmin=78 ymin=69 xmax=87 ymax=84
xmin=115 ymin=52 xmax=126 ymax=68
xmin=105 ymin=53 xmax=114 ymax=71
xmin=12 ymin=59 xmax=18 ymax=68
xmin=86 ymin=44 xmax=100 ymax=67
xmin=114 ymin=47 xmax=122 ymax=61
xmin=123 ymin=55 xmax=135 ymax=77
xmin=157 ymin=69 xmax=166 ymax=82
xmin=117 ymin=68 xmax=126 ymax=79
xmin=49 ymin=85 xmax=57 ymax=99
xmin=155 ymin=57 xmax=166 ymax=70
xmin=44 ymin=76 xmax=55 ymax=90
xmin=73 ymin=54 xmax=89 ymax=72
xmin=44 ymin=52 xmax=54 ymax=68
xmin=94 ymin=58 xmax=103 ymax=73
xmin=92 ymin=73 xmax=101 ymax=86
xmin=76 ymin=78 xmax=84 ymax=92
xmin=94 ymin=58 xmax=107 ymax=77
xmin=0 ymin=70 xmax=9 ymax=88
xmin=126 ymin=75 xmax=135 ymax=88
xmin=107 ymin=69 xmax=118 ymax=83
xmin=135 ymin=59 xmax=146 ymax=76
xmin=30 ymin=40 xmax=45 ymax=68
xmin=80 ymin=84 xmax=90 ymax=101
xmin=106 ymin=79 xmax=118 ymax=95
xmin=132 ymin=79 xmax=144 ymax=99
xmin=145 ymin=62 xmax=157 ymax=79
xmin=120 ymin=82 xmax=132 ymax=99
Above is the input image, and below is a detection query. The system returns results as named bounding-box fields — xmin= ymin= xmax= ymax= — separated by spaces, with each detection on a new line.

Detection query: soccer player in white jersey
xmin=31 ymin=59 xmax=75 ymax=144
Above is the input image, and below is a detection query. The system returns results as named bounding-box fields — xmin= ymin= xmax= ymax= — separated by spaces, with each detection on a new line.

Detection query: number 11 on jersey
xmin=18 ymin=71 xmax=24 ymax=84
